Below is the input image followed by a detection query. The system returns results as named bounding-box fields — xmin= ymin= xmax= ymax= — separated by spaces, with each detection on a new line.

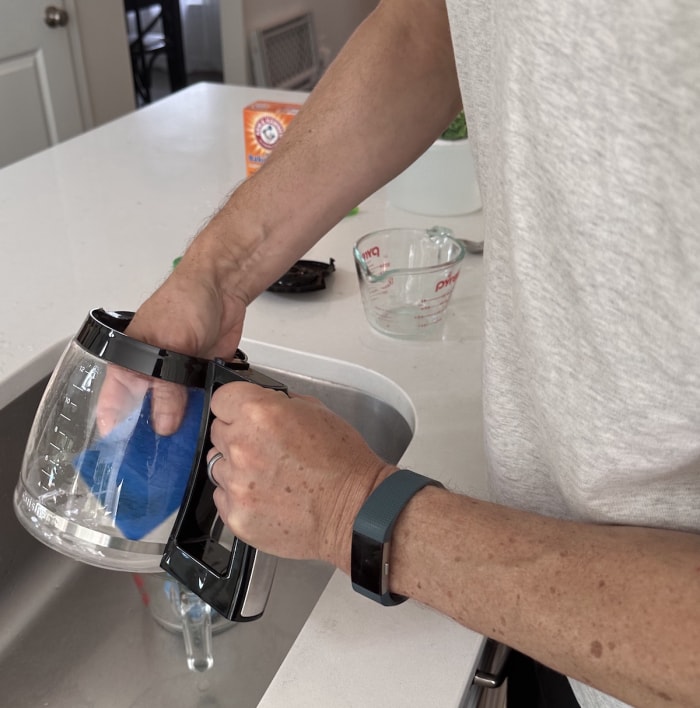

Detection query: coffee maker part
xmin=14 ymin=308 xmax=287 ymax=622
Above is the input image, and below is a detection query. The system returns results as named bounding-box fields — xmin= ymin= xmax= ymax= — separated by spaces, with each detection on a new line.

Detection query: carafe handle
xmin=161 ymin=361 xmax=287 ymax=621
xmin=171 ymin=583 xmax=215 ymax=672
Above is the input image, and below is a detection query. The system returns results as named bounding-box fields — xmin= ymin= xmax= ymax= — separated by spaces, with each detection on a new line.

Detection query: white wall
xmin=245 ymin=0 xmax=377 ymax=70
xmin=221 ymin=0 xmax=378 ymax=86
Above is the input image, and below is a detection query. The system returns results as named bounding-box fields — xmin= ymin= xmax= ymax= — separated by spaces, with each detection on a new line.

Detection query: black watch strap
xmin=351 ymin=469 xmax=444 ymax=606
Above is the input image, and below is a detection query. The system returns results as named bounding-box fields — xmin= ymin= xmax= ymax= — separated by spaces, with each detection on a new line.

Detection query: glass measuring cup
xmin=353 ymin=226 xmax=466 ymax=338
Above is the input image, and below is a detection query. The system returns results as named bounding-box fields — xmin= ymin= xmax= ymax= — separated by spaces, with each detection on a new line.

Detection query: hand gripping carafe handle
xmin=161 ymin=360 xmax=288 ymax=621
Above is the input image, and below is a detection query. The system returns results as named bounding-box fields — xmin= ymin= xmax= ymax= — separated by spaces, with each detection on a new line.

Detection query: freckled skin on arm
xmin=383 ymin=487 xmax=700 ymax=708
xmin=206 ymin=379 xmax=697 ymax=708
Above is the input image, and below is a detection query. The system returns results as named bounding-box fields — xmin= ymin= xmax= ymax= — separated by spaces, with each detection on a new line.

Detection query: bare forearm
xmin=188 ymin=0 xmax=461 ymax=304
xmin=379 ymin=487 xmax=700 ymax=708
xmin=243 ymin=0 xmax=461 ymax=241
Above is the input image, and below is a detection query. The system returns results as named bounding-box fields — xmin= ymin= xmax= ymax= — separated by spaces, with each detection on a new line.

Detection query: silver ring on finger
xmin=207 ymin=451 xmax=225 ymax=487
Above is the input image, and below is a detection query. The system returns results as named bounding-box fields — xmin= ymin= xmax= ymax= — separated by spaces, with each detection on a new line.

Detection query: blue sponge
xmin=75 ymin=388 xmax=205 ymax=540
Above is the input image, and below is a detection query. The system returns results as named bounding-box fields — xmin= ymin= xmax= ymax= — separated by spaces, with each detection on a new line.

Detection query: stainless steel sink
xmin=0 ymin=361 xmax=413 ymax=708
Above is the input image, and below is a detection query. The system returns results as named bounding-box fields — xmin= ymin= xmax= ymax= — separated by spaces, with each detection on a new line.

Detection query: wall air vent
xmin=249 ymin=13 xmax=320 ymax=90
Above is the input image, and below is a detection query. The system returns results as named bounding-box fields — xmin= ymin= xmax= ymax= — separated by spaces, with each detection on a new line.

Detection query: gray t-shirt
xmin=445 ymin=1 xmax=700 ymax=706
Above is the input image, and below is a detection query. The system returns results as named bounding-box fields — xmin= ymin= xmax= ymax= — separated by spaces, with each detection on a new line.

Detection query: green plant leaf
xmin=440 ymin=110 xmax=468 ymax=141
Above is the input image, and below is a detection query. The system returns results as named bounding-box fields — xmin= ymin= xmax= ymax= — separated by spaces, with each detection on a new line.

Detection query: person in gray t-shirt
xmin=447 ymin=1 xmax=700 ymax=705
xmin=120 ymin=1 xmax=699 ymax=706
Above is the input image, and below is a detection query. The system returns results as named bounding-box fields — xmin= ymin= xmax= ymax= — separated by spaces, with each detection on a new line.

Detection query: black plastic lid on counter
xmin=267 ymin=259 xmax=335 ymax=293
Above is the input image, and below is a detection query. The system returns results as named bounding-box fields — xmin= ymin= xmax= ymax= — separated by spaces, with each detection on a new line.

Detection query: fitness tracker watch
xmin=351 ymin=469 xmax=444 ymax=606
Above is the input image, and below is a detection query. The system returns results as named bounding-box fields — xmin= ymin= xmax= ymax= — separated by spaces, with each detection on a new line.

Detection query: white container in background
xmin=387 ymin=138 xmax=482 ymax=216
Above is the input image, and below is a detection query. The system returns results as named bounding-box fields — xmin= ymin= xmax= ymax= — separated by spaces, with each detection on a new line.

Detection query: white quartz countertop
xmin=0 ymin=83 xmax=488 ymax=706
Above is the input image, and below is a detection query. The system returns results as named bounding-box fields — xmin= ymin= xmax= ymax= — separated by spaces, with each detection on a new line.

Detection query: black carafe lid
xmin=267 ymin=258 xmax=335 ymax=293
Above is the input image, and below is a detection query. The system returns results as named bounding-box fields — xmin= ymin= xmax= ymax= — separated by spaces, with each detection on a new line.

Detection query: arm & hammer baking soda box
xmin=244 ymin=100 xmax=301 ymax=176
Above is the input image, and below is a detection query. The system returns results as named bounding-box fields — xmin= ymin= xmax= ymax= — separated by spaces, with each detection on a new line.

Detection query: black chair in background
xmin=124 ymin=0 xmax=187 ymax=105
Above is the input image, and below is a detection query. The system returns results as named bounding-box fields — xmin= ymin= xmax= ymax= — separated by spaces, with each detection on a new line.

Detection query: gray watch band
xmin=351 ymin=469 xmax=444 ymax=606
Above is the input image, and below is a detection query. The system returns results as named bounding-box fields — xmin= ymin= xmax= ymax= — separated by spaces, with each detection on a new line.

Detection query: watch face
xmin=351 ymin=531 xmax=385 ymax=597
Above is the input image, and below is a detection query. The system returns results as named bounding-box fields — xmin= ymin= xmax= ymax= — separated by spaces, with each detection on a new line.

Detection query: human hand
xmin=206 ymin=382 xmax=397 ymax=571
xmin=126 ymin=262 xmax=247 ymax=364
xmin=96 ymin=260 xmax=248 ymax=437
